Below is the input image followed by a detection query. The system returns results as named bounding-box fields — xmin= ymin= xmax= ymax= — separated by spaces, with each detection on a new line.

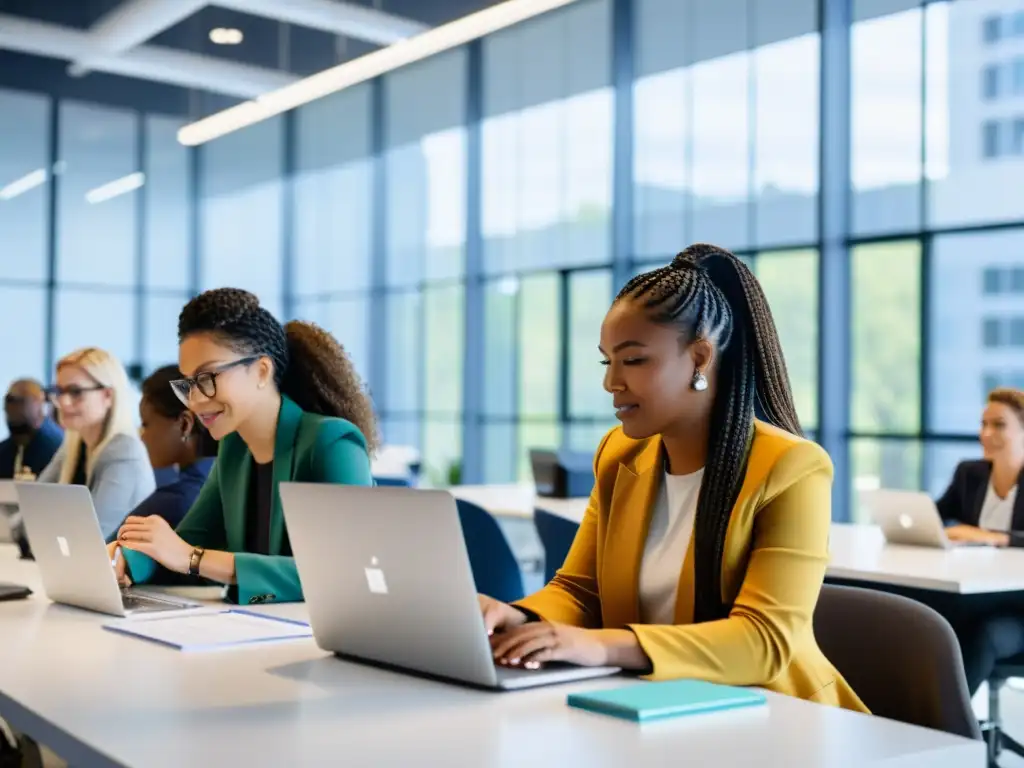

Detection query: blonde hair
xmin=988 ymin=388 xmax=1024 ymax=426
xmin=54 ymin=347 xmax=138 ymax=485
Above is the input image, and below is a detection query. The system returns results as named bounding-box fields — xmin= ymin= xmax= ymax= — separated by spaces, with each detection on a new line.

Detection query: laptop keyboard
xmin=120 ymin=590 xmax=187 ymax=613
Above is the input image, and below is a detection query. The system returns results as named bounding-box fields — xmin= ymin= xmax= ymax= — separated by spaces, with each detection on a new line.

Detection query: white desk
xmin=827 ymin=523 xmax=1024 ymax=594
xmin=450 ymin=484 xmax=588 ymax=523
xmin=0 ymin=547 xmax=982 ymax=767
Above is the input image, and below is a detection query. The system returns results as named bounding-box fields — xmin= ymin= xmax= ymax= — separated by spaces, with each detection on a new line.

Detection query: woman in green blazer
xmin=110 ymin=288 xmax=378 ymax=605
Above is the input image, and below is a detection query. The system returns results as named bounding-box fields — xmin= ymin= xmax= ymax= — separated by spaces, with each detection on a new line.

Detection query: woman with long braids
xmin=109 ymin=288 xmax=378 ymax=605
xmin=481 ymin=244 xmax=867 ymax=711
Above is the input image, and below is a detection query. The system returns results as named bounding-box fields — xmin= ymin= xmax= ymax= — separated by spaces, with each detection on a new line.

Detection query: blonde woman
xmin=38 ymin=348 xmax=154 ymax=541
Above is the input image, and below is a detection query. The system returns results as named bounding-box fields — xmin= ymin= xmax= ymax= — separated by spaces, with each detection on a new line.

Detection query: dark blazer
xmin=130 ymin=457 xmax=215 ymax=529
xmin=0 ymin=419 xmax=63 ymax=479
xmin=936 ymin=459 xmax=1024 ymax=546
xmin=124 ymin=395 xmax=372 ymax=605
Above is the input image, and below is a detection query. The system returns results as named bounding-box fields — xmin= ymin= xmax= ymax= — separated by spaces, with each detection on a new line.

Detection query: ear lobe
xmin=180 ymin=411 xmax=195 ymax=439
xmin=691 ymin=339 xmax=715 ymax=372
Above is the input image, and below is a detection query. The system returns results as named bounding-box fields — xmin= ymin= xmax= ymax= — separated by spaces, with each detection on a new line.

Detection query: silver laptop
xmin=279 ymin=482 xmax=620 ymax=690
xmin=0 ymin=480 xmax=17 ymax=505
xmin=15 ymin=483 xmax=199 ymax=617
xmin=860 ymin=488 xmax=990 ymax=549
xmin=0 ymin=481 xmax=17 ymax=544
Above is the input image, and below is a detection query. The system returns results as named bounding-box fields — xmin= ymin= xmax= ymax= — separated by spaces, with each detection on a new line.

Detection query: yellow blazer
xmin=516 ymin=420 xmax=868 ymax=713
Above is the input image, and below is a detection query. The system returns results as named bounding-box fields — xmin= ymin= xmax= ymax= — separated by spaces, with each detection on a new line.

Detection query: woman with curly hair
xmin=110 ymin=288 xmax=378 ymax=605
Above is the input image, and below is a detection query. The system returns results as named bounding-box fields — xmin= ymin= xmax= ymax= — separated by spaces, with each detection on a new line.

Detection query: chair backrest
xmin=813 ymin=584 xmax=980 ymax=740
xmin=533 ymin=509 xmax=580 ymax=583
xmin=455 ymin=499 xmax=524 ymax=604
xmin=372 ymin=475 xmax=412 ymax=488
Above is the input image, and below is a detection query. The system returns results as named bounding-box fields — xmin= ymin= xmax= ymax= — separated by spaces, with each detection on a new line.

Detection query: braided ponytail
xmin=178 ymin=288 xmax=379 ymax=453
xmin=617 ymin=244 xmax=801 ymax=622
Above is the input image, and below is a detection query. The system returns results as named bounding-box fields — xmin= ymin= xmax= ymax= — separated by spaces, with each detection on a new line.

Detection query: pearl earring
xmin=692 ymin=370 xmax=708 ymax=392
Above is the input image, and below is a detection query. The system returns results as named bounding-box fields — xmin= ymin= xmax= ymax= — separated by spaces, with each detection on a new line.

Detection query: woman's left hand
xmin=490 ymin=622 xmax=610 ymax=668
xmin=116 ymin=516 xmax=192 ymax=574
xmin=945 ymin=524 xmax=1010 ymax=547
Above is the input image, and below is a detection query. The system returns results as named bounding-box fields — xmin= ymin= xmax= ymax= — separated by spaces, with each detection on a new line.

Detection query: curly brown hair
xmin=177 ymin=288 xmax=379 ymax=454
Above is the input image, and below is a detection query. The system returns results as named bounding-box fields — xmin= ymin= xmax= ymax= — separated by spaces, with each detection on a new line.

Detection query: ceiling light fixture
xmin=85 ymin=172 xmax=145 ymax=204
xmin=0 ymin=169 xmax=47 ymax=200
xmin=209 ymin=27 xmax=244 ymax=45
xmin=178 ymin=0 xmax=582 ymax=146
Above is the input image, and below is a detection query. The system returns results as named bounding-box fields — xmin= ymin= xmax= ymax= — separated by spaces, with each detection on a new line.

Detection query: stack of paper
xmin=104 ymin=609 xmax=313 ymax=652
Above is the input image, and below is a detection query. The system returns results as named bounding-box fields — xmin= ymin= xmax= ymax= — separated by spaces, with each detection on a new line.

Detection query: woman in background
xmin=936 ymin=387 xmax=1024 ymax=694
xmin=131 ymin=365 xmax=218 ymax=528
xmin=112 ymin=288 xmax=377 ymax=605
xmin=938 ymin=388 xmax=1024 ymax=547
xmin=39 ymin=347 xmax=154 ymax=541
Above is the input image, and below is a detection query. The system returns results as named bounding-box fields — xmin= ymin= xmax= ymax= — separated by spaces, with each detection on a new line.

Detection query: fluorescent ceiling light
xmin=0 ymin=169 xmax=47 ymax=200
xmin=178 ymin=0 xmax=582 ymax=146
xmin=85 ymin=172 xmax=145 ymax=204
xmin=209 ymin=27 xmax=243 ymax=45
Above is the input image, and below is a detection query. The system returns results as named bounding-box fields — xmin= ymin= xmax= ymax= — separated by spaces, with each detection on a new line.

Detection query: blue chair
xmin=373 ymin=475 xmax=412 ymax=487
xmin=455 ymin=499 xmax=524 ymax=603
xmin=153 ymin=466 xmax=179 ymax=488
xmin=534 ymin=508 xmax=581 ymax=583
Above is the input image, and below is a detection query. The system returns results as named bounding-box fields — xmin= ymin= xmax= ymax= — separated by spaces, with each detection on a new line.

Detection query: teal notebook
xmin=567 ymin=680 xmax=766 ymax=723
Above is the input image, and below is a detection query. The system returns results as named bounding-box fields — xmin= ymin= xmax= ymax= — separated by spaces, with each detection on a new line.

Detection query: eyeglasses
xmin=46 ymin=385 xmax=106 ymax=403
xmin=169 ymin=356 xmax=259 ymax=406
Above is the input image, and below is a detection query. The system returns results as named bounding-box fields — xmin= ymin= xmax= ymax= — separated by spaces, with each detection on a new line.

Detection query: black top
xmin=70 ymin=447 xmax=87 ymax=486
xmin=131 ymin=458 xmax=215 ymax=529
xmin=246 ymin=458 xmax=274 ymax=556
xmin=0 ymin=419 xmax=63 ymax=479
xmin=936 ymin=459 xmax=1024 ymax=546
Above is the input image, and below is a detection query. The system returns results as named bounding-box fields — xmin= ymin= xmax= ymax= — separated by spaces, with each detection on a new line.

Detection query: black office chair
xmin=987 ymin=656 xmax=1024 ymax=764
xmin=813 ymin=584 xmax=981 ymax=741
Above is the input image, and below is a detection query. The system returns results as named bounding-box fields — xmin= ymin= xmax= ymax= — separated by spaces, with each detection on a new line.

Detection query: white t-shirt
xmin=979 ymin=482 xmax=1018 ymax=532
xmin=638 ymin=467 xmax=705 ymax=625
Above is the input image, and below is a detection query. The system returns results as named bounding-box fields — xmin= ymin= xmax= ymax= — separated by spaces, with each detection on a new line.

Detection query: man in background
xmin=0 ymin=379 xmax=63 ymax=561
xmin=0 ymin=378 xmax=62 ymax=480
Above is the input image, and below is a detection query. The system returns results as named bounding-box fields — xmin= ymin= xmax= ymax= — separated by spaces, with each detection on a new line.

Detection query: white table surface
xmin=827 ymin=523 xmax=1024 ymax=594
xmin=0 ymin=547 xmax=982 ymax=767
xmin=450 ymin=484 xmax=588 ymax=522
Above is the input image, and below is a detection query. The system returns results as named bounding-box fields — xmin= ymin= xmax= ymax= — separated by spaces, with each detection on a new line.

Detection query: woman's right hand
xmin=478 ymin=593 xmax=528 ymax=635
xmin=107 ymin=542 xmax=131 ymax=587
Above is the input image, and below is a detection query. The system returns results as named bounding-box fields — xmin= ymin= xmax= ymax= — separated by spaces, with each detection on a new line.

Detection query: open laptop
xmin=0 ymin=481 xmax=17 ymax=545
xmin=15 ymin=483 xmax=199 ymax=617
xmin=279 ymin=482 xmax=620 ymax=690
xmin=860 ymin=488 xmax=990 ymax=549
xmin=0 ymin=481 xmax=17 ymax=506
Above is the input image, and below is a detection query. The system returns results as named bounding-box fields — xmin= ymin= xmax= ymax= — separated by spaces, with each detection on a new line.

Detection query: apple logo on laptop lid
xmin=364 ymin=556 xmax=388 ymax=595
xmin=899 ymin=514 xmax=914 ymax=530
